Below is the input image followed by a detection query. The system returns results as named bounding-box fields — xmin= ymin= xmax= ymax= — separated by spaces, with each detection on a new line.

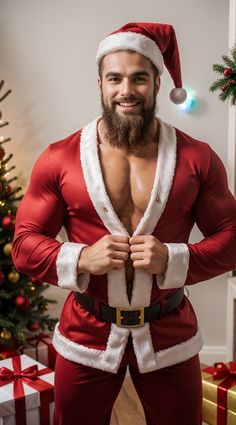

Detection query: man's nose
xmin=120 ymin=79 xmax=134 ymax=96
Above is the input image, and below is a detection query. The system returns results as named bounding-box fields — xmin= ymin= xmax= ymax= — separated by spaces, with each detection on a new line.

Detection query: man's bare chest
xmin=98 ymin=145 xmax=157 ymax=233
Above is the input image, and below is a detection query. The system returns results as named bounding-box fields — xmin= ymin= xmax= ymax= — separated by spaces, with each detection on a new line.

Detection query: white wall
xmin=1 ymin=0 xmax=230 ymax=360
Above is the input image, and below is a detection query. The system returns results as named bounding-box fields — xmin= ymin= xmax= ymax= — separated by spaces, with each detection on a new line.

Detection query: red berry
xmin=224 ymin=67 xmax=233 ymax=77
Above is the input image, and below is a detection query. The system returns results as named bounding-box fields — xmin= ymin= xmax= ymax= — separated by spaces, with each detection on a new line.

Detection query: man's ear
xmin=156 ymin=76 xmax=161 ymax=94
xmin=98 ymin=77 xmax=102 ymax=95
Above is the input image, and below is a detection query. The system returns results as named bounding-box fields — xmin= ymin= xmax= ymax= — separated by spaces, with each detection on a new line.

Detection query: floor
xmin=110 ymin=377 xmax=208 ymax=425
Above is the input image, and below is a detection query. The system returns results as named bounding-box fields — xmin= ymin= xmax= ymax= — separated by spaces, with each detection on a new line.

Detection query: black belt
xmin=74 ymin=287 xmax=184 ymax=328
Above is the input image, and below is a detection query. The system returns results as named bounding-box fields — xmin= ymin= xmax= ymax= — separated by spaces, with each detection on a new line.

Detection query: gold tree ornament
xmin=210 ymin=43 xmax=236 ymax=104
xmin=38 ymin=301 xmax=48 ymax=311
xmin=3 ymin=242 xmax=12 ymax=256
xmin=8 ymin=270 xmax=20 ymax=283
xmin=0 ymin=329 xmax=12 ymax=340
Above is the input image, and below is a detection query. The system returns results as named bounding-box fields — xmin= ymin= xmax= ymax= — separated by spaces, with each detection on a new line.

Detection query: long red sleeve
xmin=12 ymin=146 xmax=66 ymax=285
xmin=186 ymin=147 xmax=236 ymax=284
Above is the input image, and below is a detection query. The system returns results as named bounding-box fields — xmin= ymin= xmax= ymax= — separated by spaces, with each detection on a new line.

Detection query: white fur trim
xmin=80 ymin=117 xmax=176 ymax=241
xmin=56 ymin=242 xmax=90 ymax=292
xmin=132 ymin=117 xmax=177 ymax=238
xmin=53 ymin=322 xmax=129 ymax=373
xmin=96 ymin=32 xmax=164 ymax=74
xmin=53 ymin=322 xmax=203 ymax=374
xmin=79 ymin=117 xmax=180 ymax=372
xmin=132 ymin=326 xmax=203 ymax=373
xmin=157 ymin=243 xmax=189 ymax=289
xmin=80 ymin=118 xmax=130 ymax=238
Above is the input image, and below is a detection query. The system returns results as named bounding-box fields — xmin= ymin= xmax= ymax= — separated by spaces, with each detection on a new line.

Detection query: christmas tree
xmin=0 ymin=80 xmax=57 ymax=349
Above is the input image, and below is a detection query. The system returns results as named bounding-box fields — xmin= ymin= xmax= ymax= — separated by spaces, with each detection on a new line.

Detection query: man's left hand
xmin=129 ymin=235 xmax=168 ymax=275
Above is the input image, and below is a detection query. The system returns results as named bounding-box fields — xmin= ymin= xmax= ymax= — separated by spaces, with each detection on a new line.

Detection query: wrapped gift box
xmin=203 ymin=398 xmax=236 ymax=425
xmin=20 ymin=333 xmax=57 ymax=370
xmin=202 ymin=362 xmax=236 ymax=425
xmin=0 ymin=354 xmax=54 ymax=425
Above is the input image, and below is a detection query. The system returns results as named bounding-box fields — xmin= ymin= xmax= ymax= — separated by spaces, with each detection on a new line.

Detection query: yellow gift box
xmin=202 ymin=362 xmax=236 ymax=425
xmin=203 ymin=398 xmax=236 ymax=425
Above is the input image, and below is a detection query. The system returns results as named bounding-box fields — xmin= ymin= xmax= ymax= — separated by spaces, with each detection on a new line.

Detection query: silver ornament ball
xmin=170 ymin=88 xmax=187 ymax=104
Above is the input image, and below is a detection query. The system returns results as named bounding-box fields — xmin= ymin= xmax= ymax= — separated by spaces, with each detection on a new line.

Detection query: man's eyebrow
xmin=104 ymin=70 xmax=151 ymax=78
xmin=132 ymin=71 xmax=150 ymax=77
xmin=104 ymin=72 xmax=122 ymax=78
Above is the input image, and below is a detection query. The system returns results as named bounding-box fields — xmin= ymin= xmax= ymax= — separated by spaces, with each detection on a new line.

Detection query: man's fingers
xmin=108 ymin=235 xmax=130 ymax=243
xmin=129 ymin=236 xmax=146 ymax=244
xmin=113 ymin=242 xmax=130 ymax=253
xmin=130 ymin=252 xmax=144 ymax=261
xmin=111 ymin=259 xmax=126 ymax=269
xmin=130 ymin=243 xmax=144 ymax=253
xmin=113 ymin=251 xmax=129 ymax=261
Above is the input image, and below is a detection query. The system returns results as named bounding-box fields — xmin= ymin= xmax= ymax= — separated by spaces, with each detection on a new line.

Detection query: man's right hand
xmin=77 ymin=235 xmax=130 ymax=275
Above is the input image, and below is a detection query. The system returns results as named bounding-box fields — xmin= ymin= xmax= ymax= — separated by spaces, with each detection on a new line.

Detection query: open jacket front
xmin=12 ymin=118 xmax=236 ymax=373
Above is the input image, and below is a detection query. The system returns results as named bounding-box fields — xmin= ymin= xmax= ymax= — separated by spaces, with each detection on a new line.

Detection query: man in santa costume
xmin=12 ymin=22 xmax=236 ymax=425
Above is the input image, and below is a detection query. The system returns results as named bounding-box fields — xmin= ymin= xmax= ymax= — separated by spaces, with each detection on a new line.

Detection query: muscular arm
xmin=12 ymin=146 xmax=67 ymax=285
xmin=159 ymin=147 xmax=236 ymax=289
xmin=186 ymin=148 xmax=236 ymax=284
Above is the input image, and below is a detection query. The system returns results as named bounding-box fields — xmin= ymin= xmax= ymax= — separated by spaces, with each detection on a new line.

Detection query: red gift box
xmin=0 ymin=354 xmax=54 ymax=425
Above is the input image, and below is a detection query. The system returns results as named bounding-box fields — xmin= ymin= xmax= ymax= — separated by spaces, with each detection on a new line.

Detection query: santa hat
xmin=96 ymin=22 xmax=187 ymax=104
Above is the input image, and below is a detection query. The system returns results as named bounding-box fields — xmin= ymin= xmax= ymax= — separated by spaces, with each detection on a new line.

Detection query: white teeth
xmin=118 ymin=102 xmax=139 ymax=107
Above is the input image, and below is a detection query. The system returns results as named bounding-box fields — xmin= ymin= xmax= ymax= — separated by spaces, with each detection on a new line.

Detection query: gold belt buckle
xmin=116 ymin=307 xmax=145 ymax=328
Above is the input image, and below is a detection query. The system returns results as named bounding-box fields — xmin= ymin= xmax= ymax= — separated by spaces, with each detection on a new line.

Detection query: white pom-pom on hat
xmin=96 ymin=22 xmax=187 ymax=104
xmin=170 ymin=88 xmax=187 ymax=104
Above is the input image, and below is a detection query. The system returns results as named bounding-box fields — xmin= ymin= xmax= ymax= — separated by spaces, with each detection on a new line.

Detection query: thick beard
xmin=101 ymin=92 xmax=157 ymax=149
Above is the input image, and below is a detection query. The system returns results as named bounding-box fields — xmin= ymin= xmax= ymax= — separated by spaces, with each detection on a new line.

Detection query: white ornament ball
xmin=170 ymin=88 xmax=187 ymax=104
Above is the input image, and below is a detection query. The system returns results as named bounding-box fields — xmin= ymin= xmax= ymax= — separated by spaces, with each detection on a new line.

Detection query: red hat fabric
xmin=96 ymin=22 xmax=187 ymax=104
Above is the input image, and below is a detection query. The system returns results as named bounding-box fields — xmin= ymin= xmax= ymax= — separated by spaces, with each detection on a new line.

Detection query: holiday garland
xmin=210 ymin=43 xmax=236 ymax=104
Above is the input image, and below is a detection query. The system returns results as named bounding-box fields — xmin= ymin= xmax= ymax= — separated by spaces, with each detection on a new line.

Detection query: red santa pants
xmin=54 ymin=336 xmax=202 ymax=425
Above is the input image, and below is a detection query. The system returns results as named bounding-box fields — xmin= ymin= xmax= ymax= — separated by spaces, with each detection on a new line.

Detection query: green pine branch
xmin=209 ymin=78 xmax=228 ymax=92
xmin=210 ymin=44 xmax=236 ymax=104
xmin=212 ymin=64 xmax=225 ymax=74
xmin=222 ymin=54 xmax=236 ymax=69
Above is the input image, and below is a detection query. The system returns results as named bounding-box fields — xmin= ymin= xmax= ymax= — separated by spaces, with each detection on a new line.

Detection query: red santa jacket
xmin=12 ymin=117 xmax=236 ymax=373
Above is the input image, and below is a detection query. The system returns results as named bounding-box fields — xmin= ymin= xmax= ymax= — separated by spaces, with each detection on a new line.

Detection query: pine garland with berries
xmin=209 ymin=43 xmax=236 ymax=104
xmin=0 ymin=80 xmax=58 ymax=349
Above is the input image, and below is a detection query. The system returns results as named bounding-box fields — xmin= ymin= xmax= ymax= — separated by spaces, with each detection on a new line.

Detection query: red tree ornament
xmin=2 ymin=215 xmax=14 ymax=229
xmin=27 ymin=321 xmax=40 ymax=332
xmin=15 ymin=295 xmax=30 ymax=309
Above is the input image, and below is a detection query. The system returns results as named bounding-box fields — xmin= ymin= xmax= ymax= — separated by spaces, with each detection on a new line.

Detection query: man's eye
xmin=134 ymin=77 xmax=146 ymax=82
xmin=108 ymin=77 xmax=120 ymax=82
